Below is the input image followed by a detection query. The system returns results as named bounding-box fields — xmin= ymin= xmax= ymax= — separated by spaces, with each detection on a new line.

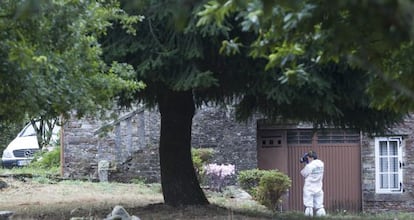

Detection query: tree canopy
xmin=197 ymin=0 xmax=414 ymax=113
xmin=107 ymin=0 xmax=408 ymax=133
xmin=0 ymin=0 xmax=145 ymax=149
xmin=0 ymin=0 xmax=143 ymax=124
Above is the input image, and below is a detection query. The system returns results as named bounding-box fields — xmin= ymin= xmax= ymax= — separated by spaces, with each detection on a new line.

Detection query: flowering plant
xmin=204 ymin=163 xmax=235 ymax=191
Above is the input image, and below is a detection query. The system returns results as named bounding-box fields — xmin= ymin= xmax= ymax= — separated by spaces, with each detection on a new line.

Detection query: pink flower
xmin=204 ymin=163 xmax=235 ymax=192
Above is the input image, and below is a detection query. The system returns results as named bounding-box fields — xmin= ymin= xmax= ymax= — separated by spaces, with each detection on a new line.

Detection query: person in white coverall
xmin=300 ymin=151 xmax=326 ymax=217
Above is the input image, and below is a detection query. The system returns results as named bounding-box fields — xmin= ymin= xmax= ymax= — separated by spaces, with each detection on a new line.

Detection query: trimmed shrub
xmin=237 ymin=169 xmax=291 ymax=212
xmin=237 ymin=169 xmax=265 ymax=197
xmin=256 ymin=171 xmax=291 ymax=212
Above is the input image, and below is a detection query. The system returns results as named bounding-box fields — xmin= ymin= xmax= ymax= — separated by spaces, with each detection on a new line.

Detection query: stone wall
xmin=192 ymin=105 xmax=258 ymax=171
xmin=62 ymin=105 xmax=414 ymax=212
xmin=62 ymin=105 xmax=258 ymax=183
xmin=361 ymin=115 xmax=414 ymax=213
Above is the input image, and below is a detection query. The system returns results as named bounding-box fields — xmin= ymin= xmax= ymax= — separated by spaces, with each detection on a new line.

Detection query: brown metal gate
xmin=258 ymin=128 xmax=362 ymax=212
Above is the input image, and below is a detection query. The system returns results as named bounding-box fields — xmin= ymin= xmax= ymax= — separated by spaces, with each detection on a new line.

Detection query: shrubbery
xmin=192 ymin=147 xmax=214 ymax=182
xmin=237 ymin=169 xmax=264 ymax=196
xmin=237 ymin=169 xmax=291 ymax=212
xmin=31 ymin=147 xmax=61 ymax=169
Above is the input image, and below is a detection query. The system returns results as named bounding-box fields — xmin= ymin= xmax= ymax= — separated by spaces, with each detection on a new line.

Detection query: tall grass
xmin=0 ymin=165 xmax=59 ymax=177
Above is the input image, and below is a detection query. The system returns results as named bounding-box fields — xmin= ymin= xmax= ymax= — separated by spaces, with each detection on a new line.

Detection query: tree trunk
xmin=158 ymin=90 xmax=209 ymax=206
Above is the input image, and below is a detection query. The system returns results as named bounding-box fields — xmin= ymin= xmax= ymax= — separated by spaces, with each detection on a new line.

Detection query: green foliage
xmin=131 ymin=177 xmax=147 ymax=185
xmin=256 ymin=171 xmax=291 ymax=212
xmin=192 ymin=147 xmax=215 ymax=162
xmin=0 ymin=122 xmax=23 ymax=153
xmin=197 ymin=0 xmax=414 ymax=114
xmin=192 ymin=155 xmax=203 ymax=173
xmin=367 ymin=42 xmax=414 ymax=112
xmin=30 ymin=147 xmax=60 ymax=169
xmin=237 ymin=169 xmax=264 ymax=197
xmin=0 ymin=0 xmax=144 ymax=123
xmin=0 ymin=165 xmax=59 ymax=178
xmin=238 ymin=169 xmax=291 ymax=212
xmin=192 ymin=147 xmax=215 ymax=183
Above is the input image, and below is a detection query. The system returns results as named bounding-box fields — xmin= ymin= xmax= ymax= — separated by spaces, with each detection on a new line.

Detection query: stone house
xmin=61 ymin=107 xmax=414 ymax=213
xmin=257 ymin=116 xmax=414 ymax=213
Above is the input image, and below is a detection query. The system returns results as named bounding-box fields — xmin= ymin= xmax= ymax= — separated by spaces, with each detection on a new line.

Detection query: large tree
xmin=0 ymin=0 xmax=142 ymax=147
xmin=102 ymin=0 xmax=407 ymax=206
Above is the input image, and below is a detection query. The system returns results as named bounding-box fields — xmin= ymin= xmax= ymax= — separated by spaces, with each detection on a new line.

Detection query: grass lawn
xmin=0 ymin=167 xmax=413 ymax=219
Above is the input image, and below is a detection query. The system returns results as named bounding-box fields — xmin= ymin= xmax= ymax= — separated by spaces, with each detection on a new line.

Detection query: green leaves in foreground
xmin=0 ymin=0 xmax=144 ymax=122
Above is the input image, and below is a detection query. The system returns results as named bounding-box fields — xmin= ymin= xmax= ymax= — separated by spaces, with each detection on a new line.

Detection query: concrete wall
xmin=361 ymin=115 xmax=414 ymax=213
xmin=62 ymin=105 xmax=258 ymax=183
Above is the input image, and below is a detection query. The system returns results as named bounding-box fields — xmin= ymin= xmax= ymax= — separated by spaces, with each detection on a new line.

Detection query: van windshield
xmin=19 ymin=124 xmax=37 ymax=137
xmin=19 ymin=123 xmax=60 ymax=137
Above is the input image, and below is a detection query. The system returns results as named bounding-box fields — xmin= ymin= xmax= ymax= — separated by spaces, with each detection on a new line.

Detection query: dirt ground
xmin=0 ymin=177 xmax=272 ymax=220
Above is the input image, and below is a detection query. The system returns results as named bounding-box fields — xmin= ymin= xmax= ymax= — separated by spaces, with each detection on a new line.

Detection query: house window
xmin=317 ymin=129 xmax=360 ymax=144
xmin=287 ymin=131 xmax=312 ymax=144
xmin=261 ymin=135 xmax=282 ymax=148
xmin=375 ymin=137 xmax=403 ymax=194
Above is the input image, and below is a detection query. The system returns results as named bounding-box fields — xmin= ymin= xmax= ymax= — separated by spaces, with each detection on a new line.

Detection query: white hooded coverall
xmin=300 ymin=159 xmax=325 ymax=215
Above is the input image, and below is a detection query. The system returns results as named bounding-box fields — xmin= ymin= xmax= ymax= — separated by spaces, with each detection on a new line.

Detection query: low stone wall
xmin=62 ymin=105 xmax=258 ymax=183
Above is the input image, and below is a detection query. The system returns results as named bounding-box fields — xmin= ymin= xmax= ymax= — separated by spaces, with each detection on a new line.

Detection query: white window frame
xmin=374 ymin=136 xmax=403 ymax=194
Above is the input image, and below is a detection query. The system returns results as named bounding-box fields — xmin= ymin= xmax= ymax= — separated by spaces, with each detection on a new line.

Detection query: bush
xmin=256 ymin=171 xmax=291 ymax=212
xmin=194 ymin=148 xmax=214 ymax=162
xmin=30 ymin=147 xmax=61 ymax=169
xmin=237 ymin=169 xmax=291 ymax=212
xmin=192 ymin=147 xmax=214 ymax=183
xmin=237 ymin=169 xmax=266 ymax=196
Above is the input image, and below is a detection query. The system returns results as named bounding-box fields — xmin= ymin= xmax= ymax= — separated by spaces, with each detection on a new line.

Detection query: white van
xmin=1 ymin=123 xmax=60 ymax=168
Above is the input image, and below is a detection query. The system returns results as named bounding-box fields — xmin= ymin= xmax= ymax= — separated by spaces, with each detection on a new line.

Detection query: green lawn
xmin=1 ymin=167 xmax=413 ymax=219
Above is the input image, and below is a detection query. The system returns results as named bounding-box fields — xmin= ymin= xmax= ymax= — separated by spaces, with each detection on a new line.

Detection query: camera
xmin=300 ymin=151 xmax=318 ymax=164
xmin=300 ymin=153 xmax=309 ymax=164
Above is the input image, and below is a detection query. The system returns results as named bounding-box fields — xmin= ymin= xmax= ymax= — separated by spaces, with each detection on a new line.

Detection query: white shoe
xmin=305 ymin=207 xmax=313 ymax=217
xmin=316 ymin=208 xmax=326 ymax=216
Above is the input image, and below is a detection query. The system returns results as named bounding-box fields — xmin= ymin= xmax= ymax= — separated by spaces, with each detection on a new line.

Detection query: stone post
xmin=98 ymin=160 xmax=110 ymax=182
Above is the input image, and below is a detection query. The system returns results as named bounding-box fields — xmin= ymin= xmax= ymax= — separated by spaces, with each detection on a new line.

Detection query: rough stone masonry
xmin=62 ymin=105 xmax=258 ymax=183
